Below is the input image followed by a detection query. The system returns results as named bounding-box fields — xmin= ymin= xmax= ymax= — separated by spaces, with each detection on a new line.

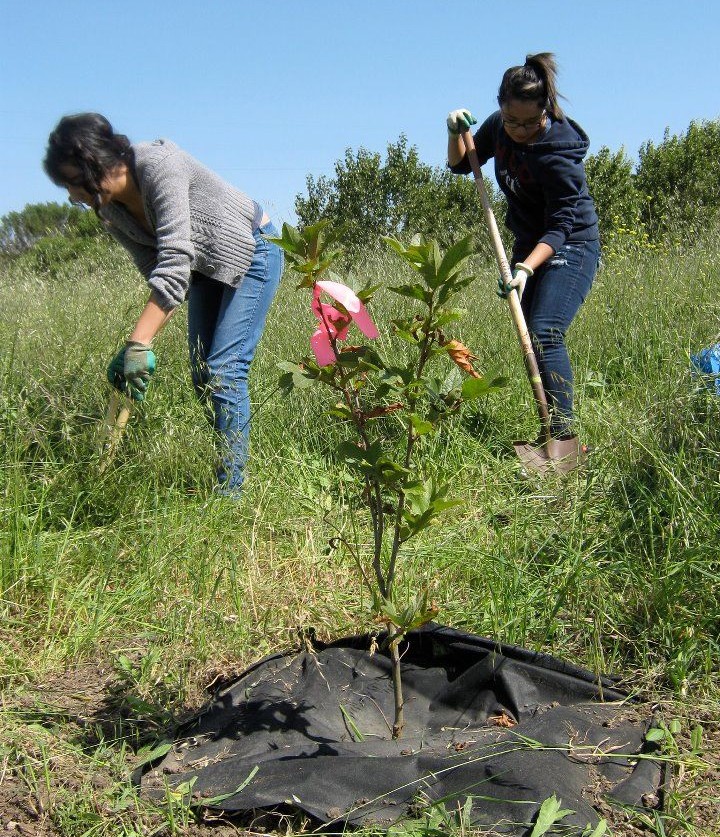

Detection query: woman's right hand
xmin=123 ymin=341 xmax=156 ymax=401
xmin=107 ymin=348 xmax=127 ymax=394
xmin=107 ymin=342 xmax=157 ymax=401
xmin=446 ymin=109 xmax=477 ymax=135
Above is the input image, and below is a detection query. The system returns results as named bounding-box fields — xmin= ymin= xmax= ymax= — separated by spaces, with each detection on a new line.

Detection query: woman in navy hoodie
xmin=447 ymin=53 xmax=599 ymax=462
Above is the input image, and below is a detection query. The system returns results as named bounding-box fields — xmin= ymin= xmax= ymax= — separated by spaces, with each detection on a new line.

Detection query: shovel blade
xmin=513 ymin=436 xmax=585 ymax=475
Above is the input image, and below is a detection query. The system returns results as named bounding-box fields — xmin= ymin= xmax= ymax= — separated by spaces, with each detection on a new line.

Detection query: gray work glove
xmin=497 ymin=263 xmax=534 ymax=301
xmin=123 ymin=341 xmax=156 ymax=401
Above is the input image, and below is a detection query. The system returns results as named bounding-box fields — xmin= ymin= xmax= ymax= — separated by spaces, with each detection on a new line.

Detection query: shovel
xmin=99 ymin=389 xmax=133 ymax=473
xmin=459 ymin=128 xmax=583 ymax=474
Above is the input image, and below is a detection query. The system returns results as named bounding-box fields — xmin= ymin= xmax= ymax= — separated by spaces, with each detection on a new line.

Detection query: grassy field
xmin=0 ymin=232 xmax=718 ymax=836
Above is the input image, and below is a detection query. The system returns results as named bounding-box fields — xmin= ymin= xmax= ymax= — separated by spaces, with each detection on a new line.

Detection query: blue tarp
xmin=691 ymin=343 xmax=720 ymax=396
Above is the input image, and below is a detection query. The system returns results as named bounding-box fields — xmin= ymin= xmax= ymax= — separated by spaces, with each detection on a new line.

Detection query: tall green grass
xmin=1 ymin=236 xmax=718 ymax=691
xmin=0 ymin=234 xmax=718 ymax=833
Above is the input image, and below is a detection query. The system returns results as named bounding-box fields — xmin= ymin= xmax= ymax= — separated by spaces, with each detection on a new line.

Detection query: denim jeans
xmin=187 ymin=221 xmax=283 ymax=493
xmin=516 ymin=239 xmax=600 ymax=438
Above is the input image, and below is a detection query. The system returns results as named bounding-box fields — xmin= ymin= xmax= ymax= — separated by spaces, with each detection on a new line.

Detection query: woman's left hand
xmin=497 ymin=263 xmax=534 ymax=301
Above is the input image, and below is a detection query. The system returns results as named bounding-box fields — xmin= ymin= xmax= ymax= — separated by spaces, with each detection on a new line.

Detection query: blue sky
xmin=1 ymin=0 xmax=718 ymax=222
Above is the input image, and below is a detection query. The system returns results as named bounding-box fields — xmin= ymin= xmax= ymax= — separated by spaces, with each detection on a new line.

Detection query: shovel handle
xmin=103 ymin=390 xmax=132 ymax=439
xmin=99 ymin=390 xmax=133 ymax=472
xmin=459 ymin=129 xmax=551 ymax=442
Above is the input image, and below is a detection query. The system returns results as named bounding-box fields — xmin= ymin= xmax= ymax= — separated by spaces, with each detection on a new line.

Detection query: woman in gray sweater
xmin=44 ymin=113 xmax=283 ymax=495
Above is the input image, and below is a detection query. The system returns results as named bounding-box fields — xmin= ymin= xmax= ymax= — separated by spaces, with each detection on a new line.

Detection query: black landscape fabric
xmin=141 ymin=624 xmax=662 ymax=834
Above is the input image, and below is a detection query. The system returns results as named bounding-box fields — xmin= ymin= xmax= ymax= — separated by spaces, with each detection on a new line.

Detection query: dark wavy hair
xmin=43 ymin=113 xmax=132 ymax=209
xmin=497 ymin=52 xmax=565 ymax=121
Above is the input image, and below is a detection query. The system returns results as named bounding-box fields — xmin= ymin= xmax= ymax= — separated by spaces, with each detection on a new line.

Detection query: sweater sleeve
xmin=140 ymin=151 xmax=195 ymax=310
xmin=448 ymin=112 xmax=497 ymax=174
xmin=536 ymin=155 xmax=587 ymax=253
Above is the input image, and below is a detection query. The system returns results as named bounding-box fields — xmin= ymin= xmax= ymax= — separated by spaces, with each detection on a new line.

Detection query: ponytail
xmin=497 ymin=52 xmax=565 ymax=120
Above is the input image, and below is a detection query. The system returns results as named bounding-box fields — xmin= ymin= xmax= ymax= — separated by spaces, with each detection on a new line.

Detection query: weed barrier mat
xmin=140 ymin=625 xmax=662 ymax=834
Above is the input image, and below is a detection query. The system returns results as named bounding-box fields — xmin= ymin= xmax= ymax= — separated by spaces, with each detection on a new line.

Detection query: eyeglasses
xmin=501 ymin=111 xmax=546 ymax=131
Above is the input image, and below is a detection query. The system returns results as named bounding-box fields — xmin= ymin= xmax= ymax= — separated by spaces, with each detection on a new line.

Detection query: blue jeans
xmin=516 ymin=239 xmax=600 ymax=438
xmin=187 ymin=221 xmax=283 ymax=493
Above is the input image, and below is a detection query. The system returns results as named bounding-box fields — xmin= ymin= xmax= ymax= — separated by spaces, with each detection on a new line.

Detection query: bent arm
xmin=129 ymin=293 xmax=175 ymax=344
xmin=517 ymin=242 xmax=555 ymax=273
xmin=447 ymin=112 xmax=497 ymax=174
xmin=447 ymin=133 xmax=466 ymax=168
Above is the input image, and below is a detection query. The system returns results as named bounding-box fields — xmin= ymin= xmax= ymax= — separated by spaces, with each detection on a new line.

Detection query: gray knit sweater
xmin=99 ymin=140 xmax=259 ymax=310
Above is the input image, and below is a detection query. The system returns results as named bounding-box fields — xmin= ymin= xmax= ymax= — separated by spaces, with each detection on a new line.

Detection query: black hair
xmin=497 ymin=52 xmax=565 ymax=121
xmin=43 ymin=113 xmax=132 ymax=210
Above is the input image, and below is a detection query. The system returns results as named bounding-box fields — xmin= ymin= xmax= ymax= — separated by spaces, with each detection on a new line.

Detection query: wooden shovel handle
xmin=103 ymin=390 xmax=132 ymax=440
xmin=459 ymin=129 xmax=551 ymax=442
xmin=99 ymin=390 xmax=133 ymax=472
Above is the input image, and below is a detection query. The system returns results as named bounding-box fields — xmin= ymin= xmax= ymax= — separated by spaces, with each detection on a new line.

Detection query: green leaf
xmin=337 ymin=440 xmax=382 ymax=466
xmin=376 ymin=595 xmax=400 ymax=623
xmin=429 ymin=309 xmax=462 ymax=329
xmin=383 ymin=235 xmax=434 ymax=274
xmin=461 ymin=375 xmax=508 ymax=400
xmin=328 ymin=402 xmax=353 ymax=420
xmin=690 ymin=725 xmax=703 ymax=753
xmin=265 ymin=221 xmax=303 ymax=255
xmin=375 ymin=457 xmax=411 ymax=483
xmin=437 ymin=273 xmax=475 ymax=305
xmin=529 ymin=794 xmax=575 ymax=837
xmin=382 ymin=235 xmax=408 ymax=258
xmin=169 ymin=775 xmax=198 ymax=801
xmin=381 ymin=588 xmax=439 ymax=633
xmin=269 ymin=220 xmax=343 ymax=278
xmin=409 ymin=413 xmax=434 ymax=436
xmin=356 ymin=283 xmax=382 ymax=303
xmin=339 ymin=704 xmax=365 ymax=742
xmin=336 ymin=442 xmax=409 ymax=483
xmin=389 ymin=283 xmax=433 ymax=304
xmin=582 ymin=820 xmax=608 ymax=837
xmin=400 ymin=479 xmax=460 ymax=539
xmin=336 ymin=345 xmax=385 ymax=372
xmin=278 ymin=366 xmax=316 ymax=393
xmin=134 ymin=739 xmax=174 ymax=769
xmin=429 ymin=233 xmax=475 ymax=288
xmin=392 ymin=326 xmax=421 ymax=345
xmin=277 ymin=361 xmax=306 ymax=374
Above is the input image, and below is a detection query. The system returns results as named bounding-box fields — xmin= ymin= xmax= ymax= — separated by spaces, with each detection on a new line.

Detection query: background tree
xmin=635 ymin=118 xmax=720 ymax=238
xmin=0 ymin=202 xmax=111 ymax=276
xmin=0 ymin=202 xmax=102 ymax=256
xmin=295 ymin=135 xmax=506 ymax=261
xmin=585 ymin=146 xmax=642 ymax=245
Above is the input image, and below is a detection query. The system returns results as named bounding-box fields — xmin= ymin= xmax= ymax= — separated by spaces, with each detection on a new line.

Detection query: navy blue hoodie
xmin=450 ymin=111 xmax=599 ymax=256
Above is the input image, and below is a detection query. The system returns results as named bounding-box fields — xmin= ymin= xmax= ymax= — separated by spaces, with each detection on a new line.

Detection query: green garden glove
xmin=123 ymin=340 xmax=156 ymax=401
xmin=107 ymin=347 xmax=128 ymax=394
xmin=446 ymin=108 xmax=478 ymax=135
